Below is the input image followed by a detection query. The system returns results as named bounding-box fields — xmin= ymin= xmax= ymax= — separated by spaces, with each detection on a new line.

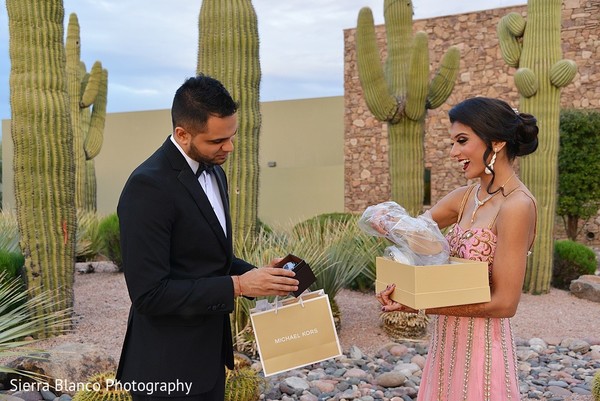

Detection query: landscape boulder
xmin=6 ymin=343 xmax=117 ymax=395
xmin=569 ymin=275 xmax=600 ymax=303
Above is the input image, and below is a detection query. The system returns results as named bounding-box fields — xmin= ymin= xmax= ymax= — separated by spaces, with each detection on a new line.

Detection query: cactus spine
xmin=66 ymin=13 xmax=108 ymax=212
xmin=6 ymin=0 xmax=76 ymax=334
xmin=197 ymin=0 xmax=261 ymax=241
xmin=356 ymin=0 xmax=460 ymax=215
xmin=498 ymin=0 xmax=577 ymax=294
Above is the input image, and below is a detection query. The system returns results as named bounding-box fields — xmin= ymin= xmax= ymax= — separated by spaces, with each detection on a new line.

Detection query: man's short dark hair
xmin=171 ymin=74 xmax=238 ymax=133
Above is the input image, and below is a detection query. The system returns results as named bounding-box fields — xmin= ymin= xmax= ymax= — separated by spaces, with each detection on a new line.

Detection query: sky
xmin=0 ymin=0 xmax=527 ymax=121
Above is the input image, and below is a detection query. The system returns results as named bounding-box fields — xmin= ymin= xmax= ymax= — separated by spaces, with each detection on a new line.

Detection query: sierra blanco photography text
xmin=10 ymin=378 xmax=193 ymax=396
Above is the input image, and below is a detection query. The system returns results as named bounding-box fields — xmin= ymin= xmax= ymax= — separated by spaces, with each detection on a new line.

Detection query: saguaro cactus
xmin=6 ymin=0 xmax=76 ymax=334
xmin=498 ymin=0 xmax=577 ymax=294
xmin=356 ymin=0 xmax=460 ymax=215
xmin=197 ymin=0 xmax=261 ymax=241
xmin=66 ymin=13 xmax=108 ymax=212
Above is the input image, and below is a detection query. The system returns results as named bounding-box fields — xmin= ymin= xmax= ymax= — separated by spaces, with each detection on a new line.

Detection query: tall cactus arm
xmin=550 ymin=59 xmax=577 ymax=88
xmin=81 ymin=61 xmax=102 ymax=108
xmin=427 ymin=46 xmax=460 ymax=110
xmin=84 ymin=68 xmax=107 ymax=159
xmin=498 ymin=13 xmax=526 ymax=67
xmin=66 ymin=13 xmax=81 ymax=63
xmin=356 ymin=7 xmax=401 ymax=123
xmin=405 ymin=32 xmax=429 ymax=121
xmin=383 ymin=0 xmax=413 ymax=91
xmin=514 ymin=67 xmax=538 ymax=98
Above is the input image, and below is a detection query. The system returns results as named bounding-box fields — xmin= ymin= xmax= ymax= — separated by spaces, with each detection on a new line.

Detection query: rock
xmin=529 ymin=338 xmax=548 ymax=353
xmin=546 ymin=385 xmax=573 ymax=397
xmin=75 ymin=264 xmax=94 ymax=274
xmin=375 ymin=371 xmax=406 ymax=388
xmin=39 ymin=390 xmax=55 ymax=401
xmin=410 ymin=354 xmax=426 ymax=369
xmin=348 ymin=346 xmax=364 ymax=360
xmin=567 ymin=339 xmax=591 ymax=354
xmin=7 ymin=343 xmax=116 ymax=395
xmin=0 ymin=395 xmax=27 ymax=401
xmin=394 ymin=363 xmax=420 ymax=377
xmin=388 ymin=344 xmax=409 ymax=357
xmin=311 ymin=380 xmax=336 ymax=393
xmin=299 ymin=393 xmax=318 ymax=401
xmin=569 ymin=275 xmax=600 ymax=303
xmin=344 ymin=368 xmax=368 ymax=379
xmin=10 ymin=392 xmax=42 ymax=401
xmin=281 ymin=377 xmax=310 ymax=394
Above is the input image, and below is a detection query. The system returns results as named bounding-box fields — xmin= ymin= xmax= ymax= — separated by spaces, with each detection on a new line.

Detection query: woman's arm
xmin=379 ymin=191 xmax=537 ymax=318
xmin=428 ymin=185 xmax=469 ymax=229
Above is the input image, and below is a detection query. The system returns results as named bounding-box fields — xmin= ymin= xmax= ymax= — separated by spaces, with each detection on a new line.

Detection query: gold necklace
xmin=470 ymin=172 xmax=516 ymax=224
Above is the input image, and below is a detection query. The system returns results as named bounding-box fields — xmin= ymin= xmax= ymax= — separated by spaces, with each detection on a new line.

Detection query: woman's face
xmin=449 ymin=121 xmax=489 ymax=180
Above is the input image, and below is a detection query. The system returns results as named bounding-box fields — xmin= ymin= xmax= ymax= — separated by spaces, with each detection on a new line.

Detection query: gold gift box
xmin=375 ymin=256 xmax=491 ymax=309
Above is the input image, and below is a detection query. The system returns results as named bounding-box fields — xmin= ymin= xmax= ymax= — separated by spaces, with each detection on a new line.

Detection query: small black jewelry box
xmin=274 ymin=254 xmax=317 ymax=297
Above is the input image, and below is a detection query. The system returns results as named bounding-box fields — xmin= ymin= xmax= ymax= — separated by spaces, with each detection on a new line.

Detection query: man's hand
xmin=235 ymin=261 xmax=299 ymax=297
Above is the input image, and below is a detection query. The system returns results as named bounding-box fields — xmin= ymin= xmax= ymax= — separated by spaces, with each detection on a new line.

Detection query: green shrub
xmin=98 ymin=213 xmax=121 ymax=270
xmin=552 ymin=240 xmax=597 ymax=290
xmin=293 ymin=212 xmax=357 ymax=233
xmin=0 ymin=250 xmax=24 ymax=278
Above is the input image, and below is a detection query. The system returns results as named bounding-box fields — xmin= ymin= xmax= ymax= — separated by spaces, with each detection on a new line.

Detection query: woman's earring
xmin=485 ymin=149 xmax=497 ymax=175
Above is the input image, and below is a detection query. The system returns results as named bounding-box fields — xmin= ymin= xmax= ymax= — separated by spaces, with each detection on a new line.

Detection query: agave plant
xmin=230 ymin=217 xmax=384 ymax=349
xmin=286 ymin=217 xmax=382 ymax=328
xmin=0 ymin=210 xmax=20 ymax=254
xmin=76 ymin=210 xmax=103 ymax=262
xmin=0 ymin=271 xmax=72 ymax=380
xmin=232 ymin=227 xmax=285 ymax=355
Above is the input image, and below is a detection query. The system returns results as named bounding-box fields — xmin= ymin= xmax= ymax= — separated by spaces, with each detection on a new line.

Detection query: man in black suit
xmin=115 ymin=75 xmax=299 ymax=401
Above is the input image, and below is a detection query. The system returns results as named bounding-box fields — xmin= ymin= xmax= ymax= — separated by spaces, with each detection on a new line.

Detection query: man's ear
xmin=173 ymin=126 xmax=189 ymax=145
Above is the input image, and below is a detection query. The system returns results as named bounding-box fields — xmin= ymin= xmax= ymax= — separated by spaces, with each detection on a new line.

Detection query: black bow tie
xmin=195 ymin=163 xmax=214 ymax=178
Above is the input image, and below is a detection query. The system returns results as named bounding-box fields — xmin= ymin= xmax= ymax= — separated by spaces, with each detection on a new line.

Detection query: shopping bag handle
xmin=275 ymin=294 xmax=307 ymax=314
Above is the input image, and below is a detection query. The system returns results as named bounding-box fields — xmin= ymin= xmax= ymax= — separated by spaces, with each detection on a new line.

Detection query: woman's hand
xmin=375 ymin=284 xmax=419 ymax=313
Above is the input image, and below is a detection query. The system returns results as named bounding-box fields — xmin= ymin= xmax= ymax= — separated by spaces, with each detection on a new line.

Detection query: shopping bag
xmin=249 ymin=290 xmax=342 ymax=376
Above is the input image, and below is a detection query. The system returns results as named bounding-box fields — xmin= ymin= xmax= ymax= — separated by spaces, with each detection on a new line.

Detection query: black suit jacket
xmin=115 ymin=138 xmax=255 ymax=396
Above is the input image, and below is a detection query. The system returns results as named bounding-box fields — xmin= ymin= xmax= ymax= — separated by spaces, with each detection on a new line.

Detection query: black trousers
xmin=130 ymin=366 xmax=225 ymax=401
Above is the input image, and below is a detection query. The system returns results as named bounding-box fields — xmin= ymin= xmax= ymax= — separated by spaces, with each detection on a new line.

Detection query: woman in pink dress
xmin=376 ymin=97 xmax=539 ymax=401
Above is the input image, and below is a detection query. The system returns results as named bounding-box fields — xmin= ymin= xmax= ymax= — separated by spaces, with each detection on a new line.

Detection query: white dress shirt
xmin=170 ymin=135 xmax=227 ymax=236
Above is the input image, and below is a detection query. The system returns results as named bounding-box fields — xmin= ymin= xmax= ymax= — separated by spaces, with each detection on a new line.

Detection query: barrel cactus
xmin=497 ymin=0 xmax=577 ymax=294
xmin=197 ymin=0 xmax=261 ymax=242
xmin=73 ymin=372 xmax=131 ymax=401
xmin=66 ymin=13 xmax=108 ymax=212
xmin=356 ymin=0 xmax=460 ymax=216
xmin=592 ymin=370 xmax=600 ymax=401
xmin=6 ymin=0 xmax=77 ymax=333
xmin=225 ymin=366 xmax=265 ymax=401
xmin=380 ymin=310 xmax=429 ymax=341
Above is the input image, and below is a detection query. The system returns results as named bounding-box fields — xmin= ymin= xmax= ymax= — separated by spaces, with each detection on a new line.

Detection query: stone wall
xmin=343 ymin=1 xmax=600 ymax=244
